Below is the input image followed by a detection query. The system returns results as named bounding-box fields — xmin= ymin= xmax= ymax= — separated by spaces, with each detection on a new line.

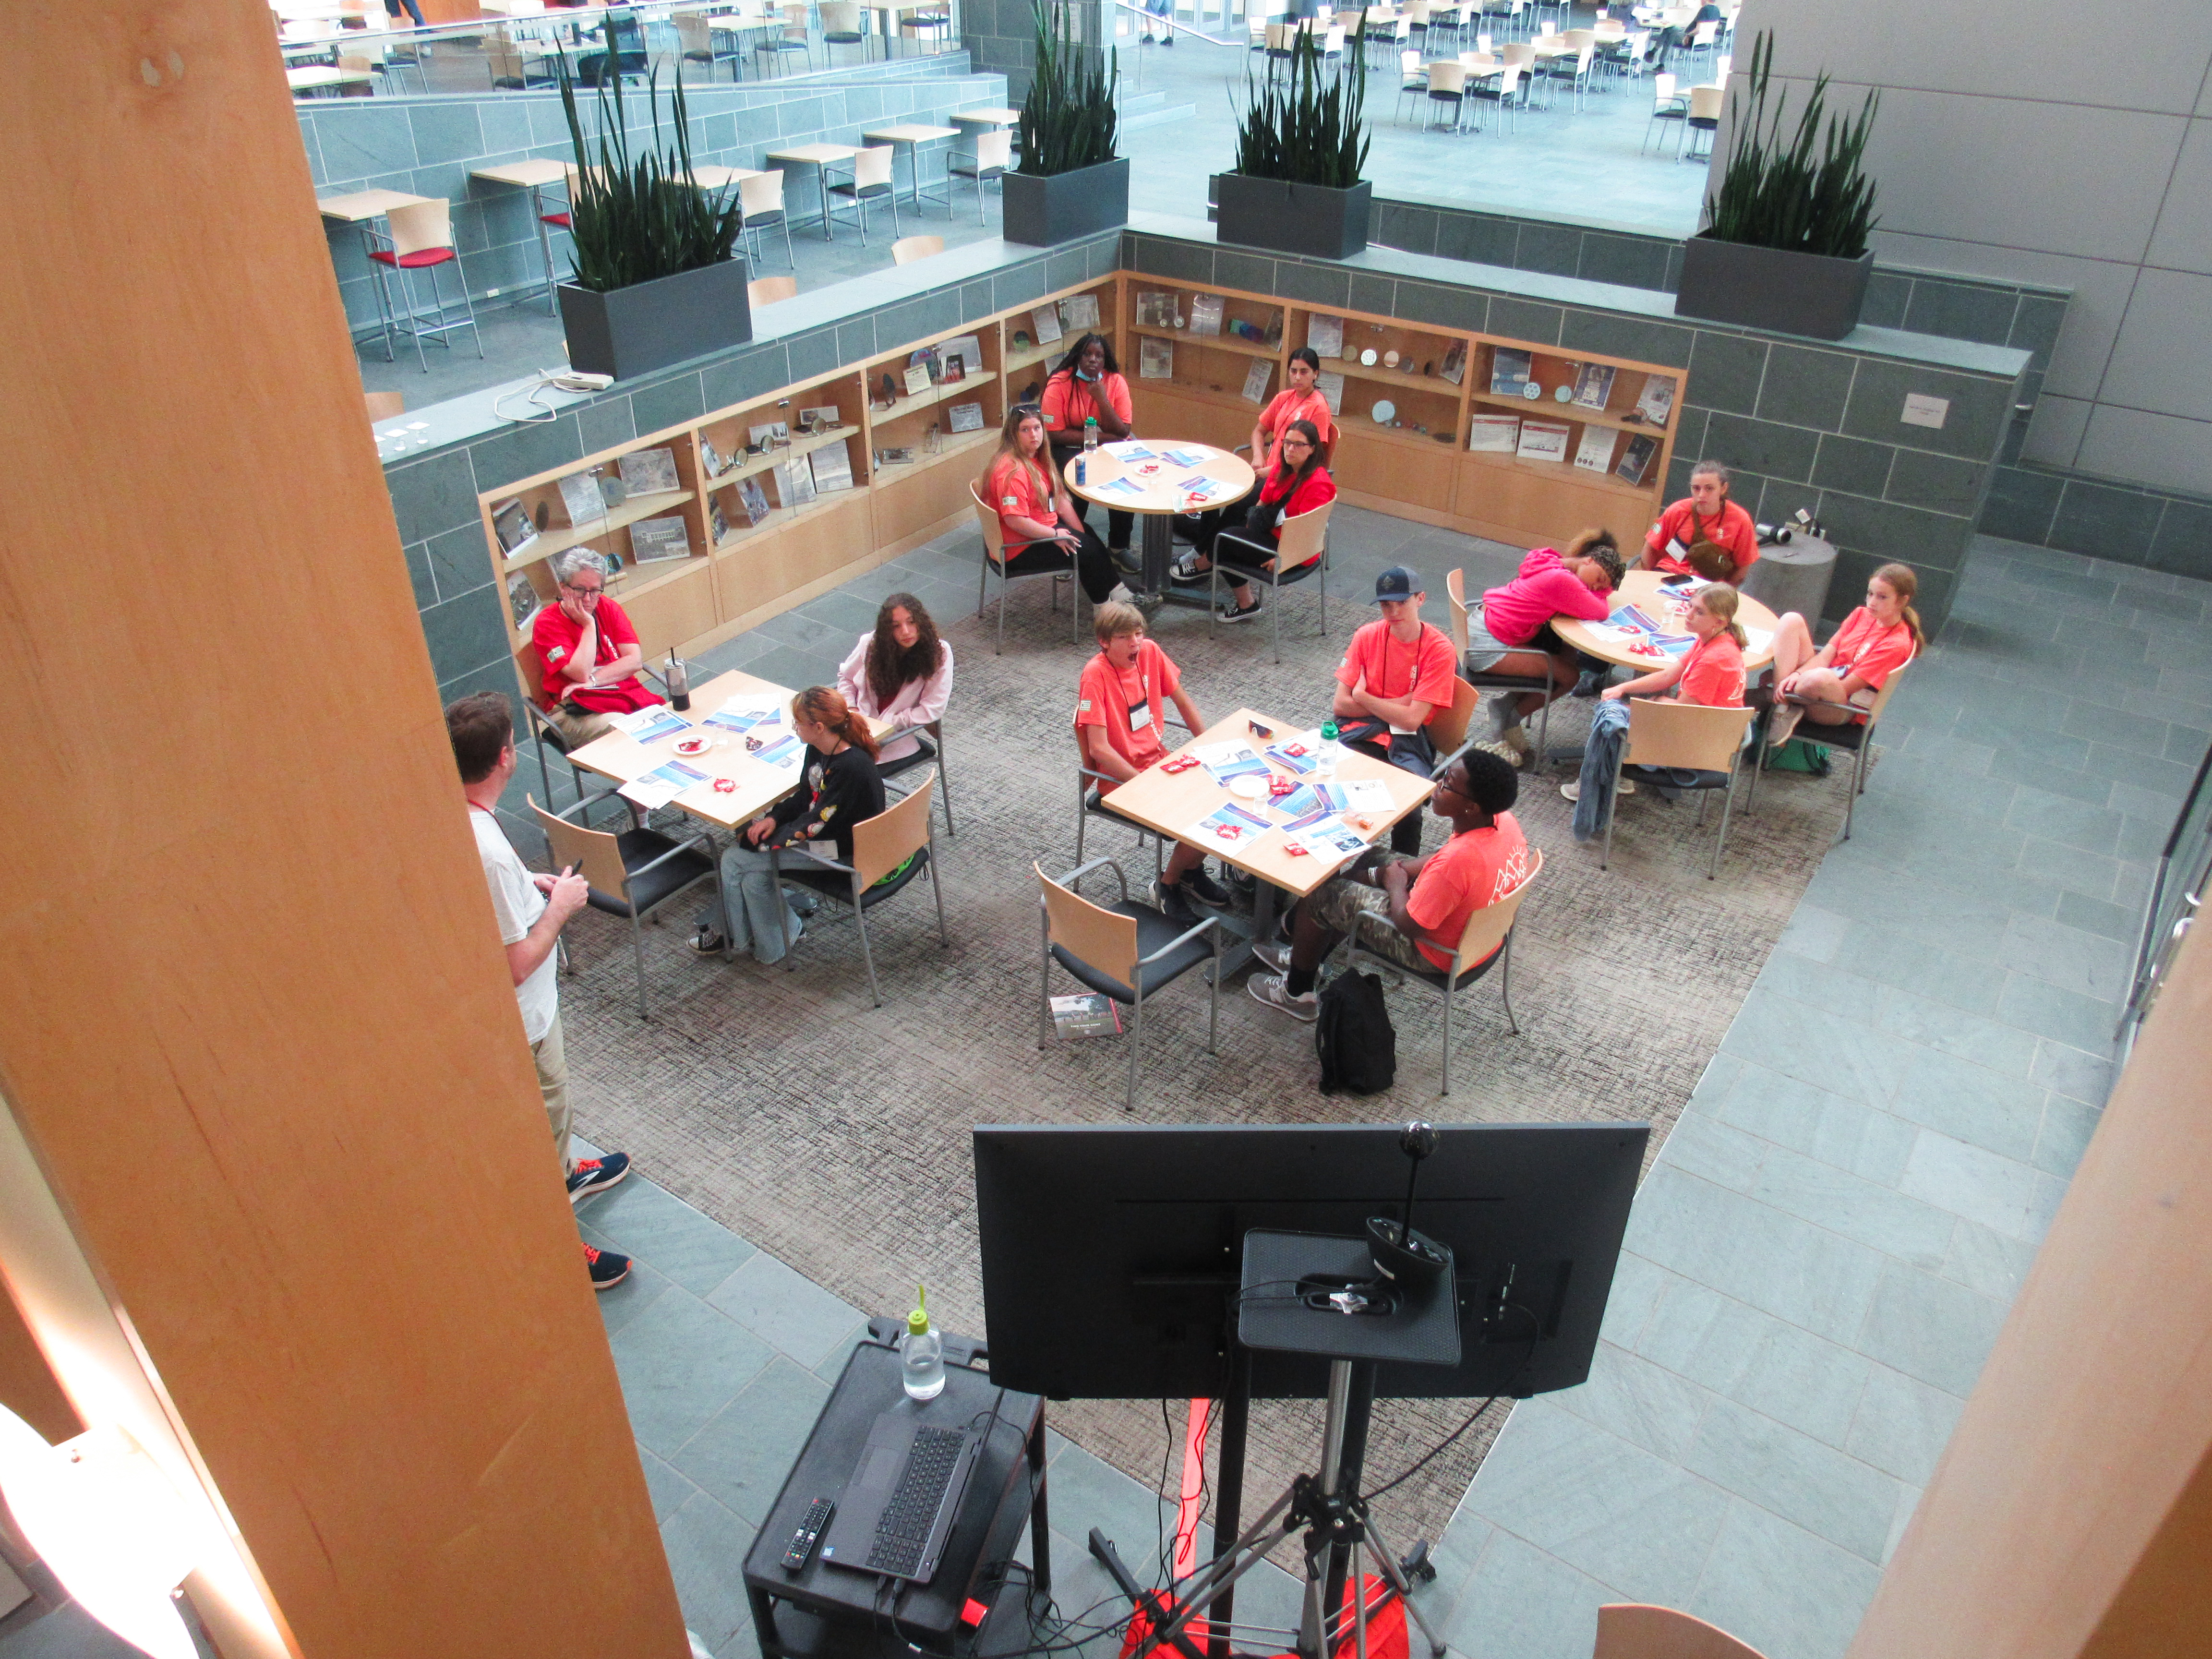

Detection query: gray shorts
xmin=1464 ymin=604 xmax=1514 ymax=674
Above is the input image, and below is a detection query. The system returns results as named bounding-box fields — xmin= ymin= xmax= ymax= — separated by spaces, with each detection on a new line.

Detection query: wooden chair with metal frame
xmin=530 ymin=793 xmax=721 ymax=1021
xmin=1445 ymin=567 xmax=1557 ymax=772
xmin=1599 ymin=698 xmax=1755 ymax=878
xmin=1424 ymin=59 xmax=1470 ymax=129
xmin=748 ymin=274 xmax=797 ymax=307
xmin=739 ymin=170 xmax=797 ymax=270
xmin=1467 ymin=60 xmax=1522 ymax=131
xmin=1205 ymin=497 xmax=1334 ymax=663
xmin=826 ymin=146 xmax=902 ymax=244
xmin=1395 ymin=49 xmax=1431 ymax=123
xmin=1745 ymin=657 xmax=1912 ymax=841
xmin=513 ymin=642 xmax=600 ymax=811
xmin=891 ymin=234 xmax=946 ymax=265
xmin=1641 ymin=71 xmax=1687 ymax=152
xmin=1071 ymin=724 xmax=1184 ymax=884
xmin=876 ymin=721 xmax=955 ymax=836
xmin=1425 ymin=676 xmax=1482 ymax=769
xmin=754 ymin=2 xmax=814 ymax=73
xmin=1683 ymin=83 xmax=1724 ymax=159
xmin=764 ymin=773 xmax=949 ymax=1006
xmin=947 ymin=128 xmax=1011 ymax=225
xmin=821 ymin=0 xmax=870 ymax=63
xmin=1036 ymin=857 xmax=1221 ymax=1113
xmin=971 ymin=481 xmax=1081 ymax=653
xmin=1339 ymin=848 xmax=1540 ymax=1096
xmin=676 ymin=12 xmax=744 ymax=79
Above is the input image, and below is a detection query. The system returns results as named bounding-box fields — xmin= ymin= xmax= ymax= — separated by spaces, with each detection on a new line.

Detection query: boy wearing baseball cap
xmin=1331 ymin=565 xmax=1458 ymax=854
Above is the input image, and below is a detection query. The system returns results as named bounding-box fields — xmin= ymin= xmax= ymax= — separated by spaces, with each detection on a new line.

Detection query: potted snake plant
xmin=1213 ymin=20 xmax=1371 ymax=260
xmin=1003 ymin=2 xmax=1126 ymax=247
xmin=1674 ymin=31 xmax=1881 ymax=340
xmin=554 ymin=54 xmax=751 ymax=380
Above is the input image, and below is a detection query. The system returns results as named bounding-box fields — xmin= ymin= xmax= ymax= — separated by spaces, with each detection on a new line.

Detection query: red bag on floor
xmin=1118 ymin=1574 xmax=1406 ymax=1659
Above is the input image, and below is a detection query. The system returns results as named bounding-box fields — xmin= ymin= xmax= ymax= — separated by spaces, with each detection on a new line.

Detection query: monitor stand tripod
xmin=1101 ymin=1230 xmax=1457 ymax=1659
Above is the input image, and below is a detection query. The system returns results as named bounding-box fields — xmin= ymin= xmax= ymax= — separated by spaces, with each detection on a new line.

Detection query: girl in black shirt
xmin=694 ymin=687 xmax=886 ymax=962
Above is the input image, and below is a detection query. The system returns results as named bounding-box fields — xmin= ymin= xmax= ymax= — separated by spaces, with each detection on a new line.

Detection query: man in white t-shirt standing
xmin=447 ymin=691 xmax=635 ymax=1290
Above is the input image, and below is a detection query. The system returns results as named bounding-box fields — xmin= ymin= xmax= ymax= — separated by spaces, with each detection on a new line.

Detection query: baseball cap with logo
xmin=1374 ymin=565 xmax=1422 ymax=601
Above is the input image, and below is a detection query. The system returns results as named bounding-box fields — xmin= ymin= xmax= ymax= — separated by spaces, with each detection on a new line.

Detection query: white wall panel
xmin=2099 ymin=267 xmax=2212 ymax=418
xmin=2145 ymin=119 xmax=2212 ymax=275
xmin=2075 ymin=405 xmax=2212 ymax=495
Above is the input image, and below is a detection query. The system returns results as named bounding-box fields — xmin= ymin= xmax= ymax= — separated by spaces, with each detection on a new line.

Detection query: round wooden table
xmin=1062 ymin=441 xmax=1255 ymax=604
xmin=1551 ymin=570 xmax=1780 ymax=674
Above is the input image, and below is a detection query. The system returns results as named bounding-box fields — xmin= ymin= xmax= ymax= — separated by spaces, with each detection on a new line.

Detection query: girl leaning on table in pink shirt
xmin=1466 ymin=528 xmax=1627 ymax=757
xmin=1764 ymin=562 xmax=1924 ymax=749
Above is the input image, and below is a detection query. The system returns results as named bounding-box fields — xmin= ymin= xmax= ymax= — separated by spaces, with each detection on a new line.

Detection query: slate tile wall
xmin=302 ymin=57 xmax=1001 ymax=335
xmin=959 ymin=0 xmax=1103 ymax=99
xmin=382 ymin=231 xmax=1124 ymax=704
xmin=1365 ymin=196 xmax=2212 ymax=578
xmin=1119 ymin=228 xmax=2026 ymax=635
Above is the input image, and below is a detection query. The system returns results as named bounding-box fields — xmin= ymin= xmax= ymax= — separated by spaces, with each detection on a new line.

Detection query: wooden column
xmin=1845 ymin=919 xmax=2212 ymax=1658
xmin=0 ymin=5 xmax=685 ymax=1658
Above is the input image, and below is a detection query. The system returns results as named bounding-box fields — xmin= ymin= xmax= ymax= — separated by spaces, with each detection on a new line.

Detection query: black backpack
xmin=1316 ymin=970 xmax=1396 ymax=1095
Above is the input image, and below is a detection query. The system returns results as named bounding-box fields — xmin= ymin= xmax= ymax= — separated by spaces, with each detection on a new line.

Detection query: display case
xmin=1298 ymin=309 xmax=1472 ymax=518
xmin=1122 ymin=281 xmax=1286 ymax=448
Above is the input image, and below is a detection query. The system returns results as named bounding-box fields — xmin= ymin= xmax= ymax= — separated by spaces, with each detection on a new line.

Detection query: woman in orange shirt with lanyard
xmin=1176 ymin=346 xmax=1337 ymax=557
xmin=1764 ymin=562 xmax=1923 ymax=748
xmin=1042 ymin=333 xmax=1139 ymax=566
xmin=978 ymin=403 xmax=1126 ymax=609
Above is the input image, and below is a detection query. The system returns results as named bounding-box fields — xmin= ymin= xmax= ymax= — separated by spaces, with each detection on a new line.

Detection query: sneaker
xmin=1250 ymin=937 xmax=1291 ymax=973
xmin=1572 ymin=668 xmax=1608 ymax=699
xmin=1151 ymin=878 xmax=1197 ymax=923
xmin=689 ymin=926 xmax=729 ymax=955
xmin=1108 ymin=581 xmax=1138 ymax=605
xmin=1183 ymin=868 xmax=1232 ymax=907
xmin=1162 ymin=32 xmax=1174 ymax=43
xmin=1110 ymin=544 xmax=1141 ymax=575
xmin=1217 ymin=599 xmax=1263 ymax=624
xmin=583 ymin=1243 xmax=631 ymax=1290
xmin=567 ymin=1152 xmax=631 ymax=1203
xmin=1495 ymin=721 xmax=1530 ymax=760
xmin=1767 ymin=704 xmax=1804 ymax=748
xmin=1559 ymin=779 xmax=1633 ymax=803
xmin=1248 ymin=973 xmax=1318 ymax=1022
xmin=1171 ymin=550 xmax=1207 ymax=582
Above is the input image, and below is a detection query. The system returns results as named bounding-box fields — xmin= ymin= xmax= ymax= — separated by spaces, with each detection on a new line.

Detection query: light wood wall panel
xmin=0 ymin=5 xmax=685 ymax=1657
xmin=1846 ymin=920 xmax=2212 ymax=1658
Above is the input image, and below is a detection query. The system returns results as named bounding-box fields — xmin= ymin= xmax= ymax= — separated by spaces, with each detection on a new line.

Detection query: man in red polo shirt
xmin=1642 ymin=458 xmax=1758 ymax=582
xmin=1333 ymin=565 xmax=1459 ymax=854
xmin=529 ymin=549 xmax=666 ymax=747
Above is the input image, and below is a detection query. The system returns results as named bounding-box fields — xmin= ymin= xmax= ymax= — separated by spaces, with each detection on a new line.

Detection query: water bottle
xmin=901 ymin=1284 xmax=945 ymax=1401
xmin=1083 ymin=416 xmax=1100 ymax=453
xmin=1317 ymin=719 xmax=1341 ymax=779
xmin=666 ymin=649 xmax=691 ymax=712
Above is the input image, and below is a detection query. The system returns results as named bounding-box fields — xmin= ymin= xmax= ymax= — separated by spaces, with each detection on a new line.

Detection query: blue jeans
xmin=1572 ymin=701 xmax=1630 ymax=843
xmin=715 ymin=843 xmax=808 ymax=963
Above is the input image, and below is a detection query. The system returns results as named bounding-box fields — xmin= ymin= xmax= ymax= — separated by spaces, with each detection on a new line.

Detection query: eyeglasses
xmin=1012 ymin=402 xmax=1042 ymax=418
xmin=562 ymin=582 xmax=605 ymax=596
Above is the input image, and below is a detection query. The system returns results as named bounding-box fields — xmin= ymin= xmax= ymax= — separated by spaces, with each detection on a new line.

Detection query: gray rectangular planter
xmin=558 ymin=256 xmax=752 ymax=382
xmin=1003 ymin=157 xmax=1130 ymax=247
xmin=1213 ymin=174 xmax=1371 ymax=261
xmin=1673 ymin=234 xmax=1875 ymax=342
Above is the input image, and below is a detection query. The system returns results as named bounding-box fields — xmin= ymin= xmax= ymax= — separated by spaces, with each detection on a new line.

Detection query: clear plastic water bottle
xmin=1317 ymin=719 xmax=1342 ymax=779
xmin=901 ymin=1284 xmax=945 ymax=1400
xmin=1083 ymin=416 xmax=1100 ymax=453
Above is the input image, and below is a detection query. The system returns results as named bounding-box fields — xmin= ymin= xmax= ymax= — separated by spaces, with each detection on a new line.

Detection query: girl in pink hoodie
xmin=1468 ymin=529 xmax=1625 ymax=751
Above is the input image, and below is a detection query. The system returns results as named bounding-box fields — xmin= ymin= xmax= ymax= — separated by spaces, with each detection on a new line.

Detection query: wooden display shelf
xmin=502 ymin=488 xmax=694 ymax=574
xmin=1329 ymin=360 xmax=1468 ymax=398
xmin=866 ymin=426 xmax=998 ymax=476
xmin=1131 ymin=324 xmax=1280 ymax=361
xmin=1465 ymin=387 xmax=1669 ymax=435
xmin=710 ymin=488 xmax=858 ymax=552
xmin=604 ymin=549 xmax=709 ymax=602
xmin=1003 ymin=338 xmax=1066 ymax=376
xmin=701 ymin=425 xmax=861 ymax=491
xmin=1335 ymin=413 xmax=1466 ymax=451
xmin=868 ymin=380 xmax=995 ymax=423
xmin=1464 ymin=446 xmax=1657 ymax=496
xmin=1131 ymin=380 xmax=1270 ymax=419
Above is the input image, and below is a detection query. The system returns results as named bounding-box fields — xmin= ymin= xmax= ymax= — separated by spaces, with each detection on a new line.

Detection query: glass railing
xmin=2119 ymin=737 xmax=2212 ymax=1056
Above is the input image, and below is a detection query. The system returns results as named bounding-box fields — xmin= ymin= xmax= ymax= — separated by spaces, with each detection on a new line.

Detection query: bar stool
xmin=366 ymin=199 xmax=483 ymax=373
xmin=739 ymin=169 xmax=796 ymax=268
xmin=826 ymin=146 xmax=901 ymax=243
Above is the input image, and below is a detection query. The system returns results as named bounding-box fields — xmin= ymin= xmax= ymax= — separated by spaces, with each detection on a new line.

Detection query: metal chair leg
xmin=1711 ymin=760 xmax=1738 ymax=879
xmin=1206 ymin=928 xmax=1220 ymax=1054
xmin=1037 ymin=918 xmax=1054 ymax=1048
xmin=1439 ymin=975 xmax=1453 ymax=1097
xmin=1126 ymin=985 xmax=1143 ymax=1112
xmin=627 ymin=905 xmax=650 ymax=1020
xmin=1499 ymin=930 xmax=1519 ymax=1034
xmin=933 ymin=727 xmax=954 ymax=835
xmin=855 ymin=891 xmax=882 ymax=1006
xmin=1600 ymin=748 xmax=1623 ymax=868
xmin=928 ymin=834 xmax=949 ymax=946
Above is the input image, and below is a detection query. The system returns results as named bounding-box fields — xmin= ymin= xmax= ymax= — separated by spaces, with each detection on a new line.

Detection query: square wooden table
xmin=472 ymin=159 xmax=572 ymax=314
xmin=948 ymin=106 xmax=1023 ymax=130
xmin=565 ymin=671 xmax=891 ymax=832
xmin=685 ymin=163 xmax=764 ymax=191
xmin=765 ymin=143 xmax=861 ymax=240
xmin=860 ymin=122 xmax=959 ymax=210
xmin=288 ymin=64 xmax=375 ymax=95
xmin=1094 ymin=707 xmax=1434 ymax=974
xmin=315 ymin=188 xmax=430 ymax=222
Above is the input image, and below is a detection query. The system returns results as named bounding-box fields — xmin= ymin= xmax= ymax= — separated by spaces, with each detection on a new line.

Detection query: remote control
xmin=782 ymin=1498 xmax=834 ymax=1571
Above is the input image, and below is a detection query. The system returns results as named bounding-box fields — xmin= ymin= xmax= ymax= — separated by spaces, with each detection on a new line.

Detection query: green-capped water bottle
xmin=1317 ymin=718 xmax=1341 ymax=779
xmin=902 ymin=1283 xmax=945 ymax=1400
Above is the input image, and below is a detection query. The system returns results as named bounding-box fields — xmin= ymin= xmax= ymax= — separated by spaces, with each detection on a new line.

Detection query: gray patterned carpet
xmin=554 ymin=516 xmax=1867 ymax=1553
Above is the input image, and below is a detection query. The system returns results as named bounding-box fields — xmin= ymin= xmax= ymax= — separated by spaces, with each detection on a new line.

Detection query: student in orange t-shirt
xmin=1179 ymin=346 xmax=1338 ymax=553
xmin=1334 ymin=565 xmax=1461 ymax=855
xmin=1042 ymin=333 xmax=1138 ymax=561
xmin=978 ymin=404 xmax=1123 ymax=607
xmin=1642 ymin=459 xmax=1759 ymax=583
xmin=1765 ymin=562 xmax=1924 ymax=749
xmin=1074 ymin=601 xmax=1230 ymax=921
xmin=1562 ymin=584 xmax=1749 ymax=829
xmin=1248 ymin=751 xmax=1528 ymax=1023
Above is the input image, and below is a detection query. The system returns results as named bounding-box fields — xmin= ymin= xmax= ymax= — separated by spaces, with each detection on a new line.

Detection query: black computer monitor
xmin=972 ymin=1121 xmax=1647 ymax=1402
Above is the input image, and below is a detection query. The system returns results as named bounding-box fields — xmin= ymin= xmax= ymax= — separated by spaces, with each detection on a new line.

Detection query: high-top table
xmin=470 ymin=158 xmax=572 ymax=315
xmin=765 ymin=143 xmax=862 ymax=240
xmin=1062 ymin=440 xmax=1254 ymax=607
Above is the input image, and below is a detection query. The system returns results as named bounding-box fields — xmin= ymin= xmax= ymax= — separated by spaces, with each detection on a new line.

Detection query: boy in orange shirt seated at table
xmin=1249 ymin=751 xmax=1528 ymax=1023
xmin=1076 ymin=601 xmax=1232 ymax=922
xmin=1334 ymin=565 xmax=1461 ymax=855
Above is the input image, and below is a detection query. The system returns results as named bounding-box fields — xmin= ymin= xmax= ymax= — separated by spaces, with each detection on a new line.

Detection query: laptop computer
xmin=817 ymin=1414 xmax=982 ymax=1586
